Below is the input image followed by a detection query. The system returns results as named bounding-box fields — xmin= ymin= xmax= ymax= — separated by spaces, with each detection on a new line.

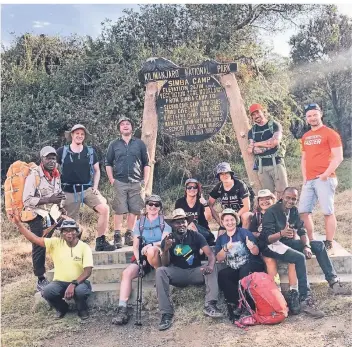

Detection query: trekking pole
xmin=135 ymin=260 xmax=143 ymax=326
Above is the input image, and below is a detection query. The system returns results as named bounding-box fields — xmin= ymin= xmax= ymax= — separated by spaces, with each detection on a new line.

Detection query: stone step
xmin=93 ymin=246 xmax=134 ymax=265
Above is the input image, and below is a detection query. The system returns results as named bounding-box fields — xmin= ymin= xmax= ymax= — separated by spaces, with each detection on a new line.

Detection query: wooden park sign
xmin=138 ymin=58 xmax=261 ymax=194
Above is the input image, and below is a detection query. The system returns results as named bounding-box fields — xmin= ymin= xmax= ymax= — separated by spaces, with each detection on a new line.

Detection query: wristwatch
xmin=71 ymin=280 xmax=79 ymax=286
xmin=303 ymin=245 xmax=311 ymax=250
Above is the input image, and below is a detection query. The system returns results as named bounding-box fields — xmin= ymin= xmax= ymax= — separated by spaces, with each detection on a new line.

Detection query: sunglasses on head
xmin=186 ymin=186 xmax=198 ymax=190
xmin=147 ymin=202 xmax=161 ymax=208
xmin=304 ymin=103 xmax=320 ymax=112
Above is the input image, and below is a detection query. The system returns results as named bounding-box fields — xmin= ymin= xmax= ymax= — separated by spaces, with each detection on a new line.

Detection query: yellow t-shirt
xmin=44 ymin=237 xmax=93 ymax=282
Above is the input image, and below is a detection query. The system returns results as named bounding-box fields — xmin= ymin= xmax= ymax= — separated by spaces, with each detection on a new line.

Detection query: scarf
xmin=41 ymin=163 xmax=60 ymax=182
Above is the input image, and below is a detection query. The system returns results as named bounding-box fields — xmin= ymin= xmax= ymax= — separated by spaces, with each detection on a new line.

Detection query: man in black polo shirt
xmin=105 ymin=117 xmax=150 ymax=248
xmin=156 ymin=208 xmax=223 ymax=331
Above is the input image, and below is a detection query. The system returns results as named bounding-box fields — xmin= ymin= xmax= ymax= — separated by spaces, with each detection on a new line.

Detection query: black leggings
xmin=218 ymin=261 xmax=264 ymax=305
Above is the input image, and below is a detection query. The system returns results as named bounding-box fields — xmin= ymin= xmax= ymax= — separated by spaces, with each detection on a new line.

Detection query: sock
xmin=290 ymin=284 xmax=298 ymax=291
xmin=119 ymin=300 xmax=127 ymax=307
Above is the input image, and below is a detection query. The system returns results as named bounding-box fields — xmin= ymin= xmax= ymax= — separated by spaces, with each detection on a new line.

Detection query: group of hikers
xmin=12 ymin=102 xmax=346 ymax=330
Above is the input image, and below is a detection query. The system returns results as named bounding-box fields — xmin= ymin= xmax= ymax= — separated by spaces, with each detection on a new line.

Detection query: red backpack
xmin=234 ymin=272 xmax=288 ymax=328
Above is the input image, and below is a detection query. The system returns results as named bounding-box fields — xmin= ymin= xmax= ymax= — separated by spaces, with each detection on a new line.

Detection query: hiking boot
xmin=111 ymin=306 xmax=129 ymax=325
xmin=203 ymin=301 xmax=223 ymax=318
xmin=328 ymin=278 xmax=350 ymax=295
xmin=36 ymin=278 xmax=50 ymax=294
xmin=300 ymin=296 xmax=325 ymax=319
xmin=55 ymin=304 xmax=69 ymax=319
xmin=227 ymin=303 xmax=242 ymax=321
xmin=78 ymin=309 xmax=89 ymax=320
xmin=158 ymin=313 xmax=174 ymax=331
xmin=324 ymin=240 xmax=334 ymax=255
xmin=124 ymin=230 xmax=133 ymax=246
xmin=114 ymin=232 xmax=123 ymax=249
xmin=95 ymin=235 xmax=116 ymax=252
xmin=287 ymin=289 xmax=301 ymax=315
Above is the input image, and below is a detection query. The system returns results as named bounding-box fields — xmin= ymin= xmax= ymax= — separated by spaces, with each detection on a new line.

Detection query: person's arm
xmin=215 ymin=236 xmax=226 ymax=262
xmin=160 ymin=235 xmax=173 ymax=266
xmin=92 ymin=162 xmax=100 ymax=193
xmin=238 ymin=197 xmax=250 ymax=217
xmin=245 ymin=232 xmax=260 ymax=255
xmin=253 ymin=122 xmax=283 ymax=149
xmin=143 ymin=166 xmax=150 ymax=186
xmin=318 ymin=146 xmax=343 ymax=180
xmin=140 ymin=142 xmax=151 ymax=185
xmin=13 ymin=216 xmax=45 ymax=247
xmin=208 ymin=196 xmax=221 ymax=225
xmin=105 ymin=142 xmax=115 ymax=185
xmin=301 ymin=151 xmax=307 ymax=183
xmin=247 ymin=130 xmax=254 ymax=154
xmin=133 ymin=235 xmax=140 ymax=261
xmin=248 ymin=214 xmax=260 ymax=238
xmin=200 ymin=245 xmax=216 ymax=274
xmin=261 ymin=210 xmax=293 ymax=244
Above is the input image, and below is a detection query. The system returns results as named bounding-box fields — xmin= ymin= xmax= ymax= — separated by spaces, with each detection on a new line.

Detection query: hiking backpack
xmin=61 ymin=145 xmax=95 ymax=186
xmin=234 ymin=272 xmax=288 ymax=328
xmin=4 ymin=161 xmax=40 ymax=222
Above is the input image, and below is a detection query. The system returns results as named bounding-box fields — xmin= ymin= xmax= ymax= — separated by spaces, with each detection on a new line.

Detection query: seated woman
xmin=248 ymin=189 xmax=300 ymax=314
xmin=175 ymin=178 xmax=214 ymax=244
xmin=112 ymin=195 xmax=171 ymax=325
xmin=215 ymin=208 xmax=264 ymax=321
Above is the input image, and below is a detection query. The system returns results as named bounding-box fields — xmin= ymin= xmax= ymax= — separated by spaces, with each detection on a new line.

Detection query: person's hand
xmin=163 ymin=234 xmax=174 ymax=251
xmin=200 ymin=264 xmax=214 ymax=275
xmin=92 ymin=187 xmax=99 ymax=195
xmin=188 ymin=222 xmax=198 ymax=232
xmin=252 ymin=232 xmax=260 ymax=239
xmin=303 ymin=246 xmax=313 ymax=259
xmin=246 ymin=236 xmax=255 ymax=250
xmin=59 ymin=207 xmax=67 ymax=215
xmin=11 ymin=212 xmax=21 ymax=225
xmin=280 ymin=223 xmax=294 ymax=238
xmin=141 ymin=244 xmax=152 ymax=255
xmin=258 ymin=224 xmax=263 ymax=233
xmin=64 ymin=283 xmax=75 ymax=300
xmin=199 ymin=194 xmax=207 ymax=205
xmin=317 ymin=173 xmax=329 ymax=181
xmin=227 ymin=236 xmax=234 ymax=250
xmin=49 ymin=192 xmax=66 ymax=204
xmin=248 ymin=143 xmax=254 ymax=153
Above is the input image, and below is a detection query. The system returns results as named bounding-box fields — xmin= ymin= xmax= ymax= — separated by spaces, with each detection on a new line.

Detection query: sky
xmin=1 ymin=4 xmax=352 ymax=57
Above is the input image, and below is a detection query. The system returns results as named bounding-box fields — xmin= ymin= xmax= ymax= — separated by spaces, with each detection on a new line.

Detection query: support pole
xmin=219 ymin=73 xmax=262 ymax=192
xmin=141 ymin=82 xmax=158 ymax=195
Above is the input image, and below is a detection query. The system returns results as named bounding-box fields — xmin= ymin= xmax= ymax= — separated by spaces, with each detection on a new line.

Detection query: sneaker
xmin=95 ymin=235 xmax=116 ymax=252
xmin=36 ymin=278 xmax=50 ymax=293
xmin=78 ymin=309 xmax=89 ymax=320
xmin=111 ymin=306 xmax=129 ymax=325
xmin=158 ymin=313 xmax=173 ymax=331
xmin=287 ymin=289 xmax=301 ymax=315
xmin=203 ymin=301 xmax=223 ymax=318
xmin=226 ymin=303 xmax=242 ymax=321
xmin=300 ymin=296 xmax=325 ymax=319
xmin=324 ymin=240 xmax=334 ymax=255
xmin=114 ymin=232 xmax=123 ymax=249
xmin=124 ymin=230 xmax=133 ymax=246
xmin=328 ymin=278 xmax=350 ymax=295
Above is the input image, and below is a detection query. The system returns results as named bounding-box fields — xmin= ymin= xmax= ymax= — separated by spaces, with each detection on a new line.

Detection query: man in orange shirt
xmin=298 ymin=104 xmax=344 ymax=252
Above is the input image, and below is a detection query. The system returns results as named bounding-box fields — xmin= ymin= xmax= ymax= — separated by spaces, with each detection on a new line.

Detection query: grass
xmin=1 ymin=157 xmax=351 ymax=346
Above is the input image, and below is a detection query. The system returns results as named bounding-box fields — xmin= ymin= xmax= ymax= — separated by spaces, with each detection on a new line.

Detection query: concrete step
xmin=93 ymin=246 xmax=134 ymax=265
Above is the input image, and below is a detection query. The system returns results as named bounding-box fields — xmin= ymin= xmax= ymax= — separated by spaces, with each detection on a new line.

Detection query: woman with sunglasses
xmin=112 ymin=194 xmax=171 ymax=326
xmin=175 ymin=178 xmax=212 ymax=232
xmin=248 ymin=189 xmax=299 ymax=314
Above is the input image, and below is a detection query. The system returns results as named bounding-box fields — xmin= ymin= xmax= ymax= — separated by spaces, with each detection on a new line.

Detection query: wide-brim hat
xmin=216 ymin=162 xmax=234 ymax=178
xmin=65 ymin=124 xmax=91 ymax=141
xmin=165 ymin=208 xmax=194 ymax=224
xmin=145 ymin=194 xmax=162 ymax=205
xmin=117 ymin=116 xmax=134 ymax=130
xmin=257 ymin=189 xmax=276 ymax=200
xmin=220 ymin=208 xmax=240 ymax=225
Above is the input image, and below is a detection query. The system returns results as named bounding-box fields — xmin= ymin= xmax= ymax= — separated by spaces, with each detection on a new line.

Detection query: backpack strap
xmin=159 ymin=215 xmax=165 ymax=233
xmin=139 ymin=214 xmax=146 ymax=236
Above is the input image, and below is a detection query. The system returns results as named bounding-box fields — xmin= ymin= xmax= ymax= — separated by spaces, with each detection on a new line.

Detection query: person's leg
xmin=145 ymin=246 xmax=161 ymax=269
xmin=288 ymin=264 xmax=298 ymax=287
xmin=74 ymin=281 xmax=92 ymax=319
xmin=241 ymin=212 xmax=253 ymax=229
xmin=112 ymin=180 xmax=129 ymax=248
xmin=126 ymin=213 xmax=138 ymax=231
xmin=62 ymin=191 xmax=80 ymax=221
xmin=298 ymin=180 xmax=317 ymax=240
xmin=218 ymin=267 xmax=239 ymax=304
xmin=28 ymin=216 xmax=48 ymax=291
xmin=42 ymin=281 xmax=69 ymax=317
xmin=310 ymin=240 xmax=337 ymax=282
xmin=275 ymin=161 xmax=289 ymax=200
xmin=258 ymin=166 xmax=275 ymax=194
xmin=315 ymin=177 xmax=338 ymax=244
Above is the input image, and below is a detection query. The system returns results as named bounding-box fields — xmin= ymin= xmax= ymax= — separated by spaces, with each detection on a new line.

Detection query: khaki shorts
xmin=63 ymin=187 xmax=107 ymax=220
xmin=112 ymin=180 xmax=144 ymax=215
xmin=258 ymin=161 xmax=288 ymax=194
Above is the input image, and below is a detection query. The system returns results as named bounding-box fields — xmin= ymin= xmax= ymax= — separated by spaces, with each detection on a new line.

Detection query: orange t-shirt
xmin=301 ymin=126 xmax=342 ymax=180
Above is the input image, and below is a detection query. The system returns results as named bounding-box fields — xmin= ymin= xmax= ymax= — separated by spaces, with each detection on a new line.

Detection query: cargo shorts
xmin=112 ymin=180 xmax=145 ymax=215
xmin=63 ymin=187 xmax=107 ymax=221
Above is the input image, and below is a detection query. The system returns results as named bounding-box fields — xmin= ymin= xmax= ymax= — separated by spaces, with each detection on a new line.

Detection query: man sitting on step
xmin=156 ymin=208 xmax=223 ymax=331
xmin=13 ymin=216 xmax=93 ymax=320
xmin=259 ymin=187 xmax=344 ymax=319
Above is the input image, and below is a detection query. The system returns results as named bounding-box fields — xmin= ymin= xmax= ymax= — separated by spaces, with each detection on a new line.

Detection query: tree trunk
xmin=219 ymin=73 xmax=262 ymax=192
xmin=141 ymin=82 xmax=159 ymax=195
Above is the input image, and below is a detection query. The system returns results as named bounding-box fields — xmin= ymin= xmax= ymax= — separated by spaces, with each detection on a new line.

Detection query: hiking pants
xmin=155 ymin=265 xmax=219 ymax=315
xmin=28 ymin=216 xmax=46 ymax=277
xmin=218 ymin=261 xmax=264 ymax=305
xmin=43 ymin=280 xmax=92 ymax=313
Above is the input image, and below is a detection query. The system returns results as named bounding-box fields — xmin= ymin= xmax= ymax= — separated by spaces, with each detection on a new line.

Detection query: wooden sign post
xmin=139 ymin=58 xmax=261 ymax=195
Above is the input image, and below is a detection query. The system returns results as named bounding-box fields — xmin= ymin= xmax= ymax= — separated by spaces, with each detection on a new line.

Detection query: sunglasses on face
xmin=147 ymin=202 xmax=161 ymax=208
xmin=173 ymin=218 xmax=186 ymax=224
xmin=186 ymin=186 xmax=198 ymax=190
xmin=62 ymin=229 xmax=77 ymax=234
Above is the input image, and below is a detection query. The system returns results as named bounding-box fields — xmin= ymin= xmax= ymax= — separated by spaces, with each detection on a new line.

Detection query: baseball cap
xmin=249 ymin=103 xmax=264 ymax=115
xmin=40 ymin=146 xmax=57 ymax=157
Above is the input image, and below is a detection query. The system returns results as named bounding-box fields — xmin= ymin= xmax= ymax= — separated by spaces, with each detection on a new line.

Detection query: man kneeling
xmin=156 ymin=208 xmax=223 ymax=331
xmin=14 ymin=217 xmax=93 ymax=320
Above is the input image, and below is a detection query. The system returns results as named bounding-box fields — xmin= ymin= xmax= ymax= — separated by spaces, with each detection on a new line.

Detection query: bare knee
xmin=121 ymin=265 xmax=138 ymax=281
xmin=146 ymin=246 xmax=160 ymax=261
xmin=95 ymin=203 xmax=109 ymax=216
xmin=241 ymin=212 xmax=253 ymax=228
xmin=263 ymin=257 xmax=278 ymax=275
